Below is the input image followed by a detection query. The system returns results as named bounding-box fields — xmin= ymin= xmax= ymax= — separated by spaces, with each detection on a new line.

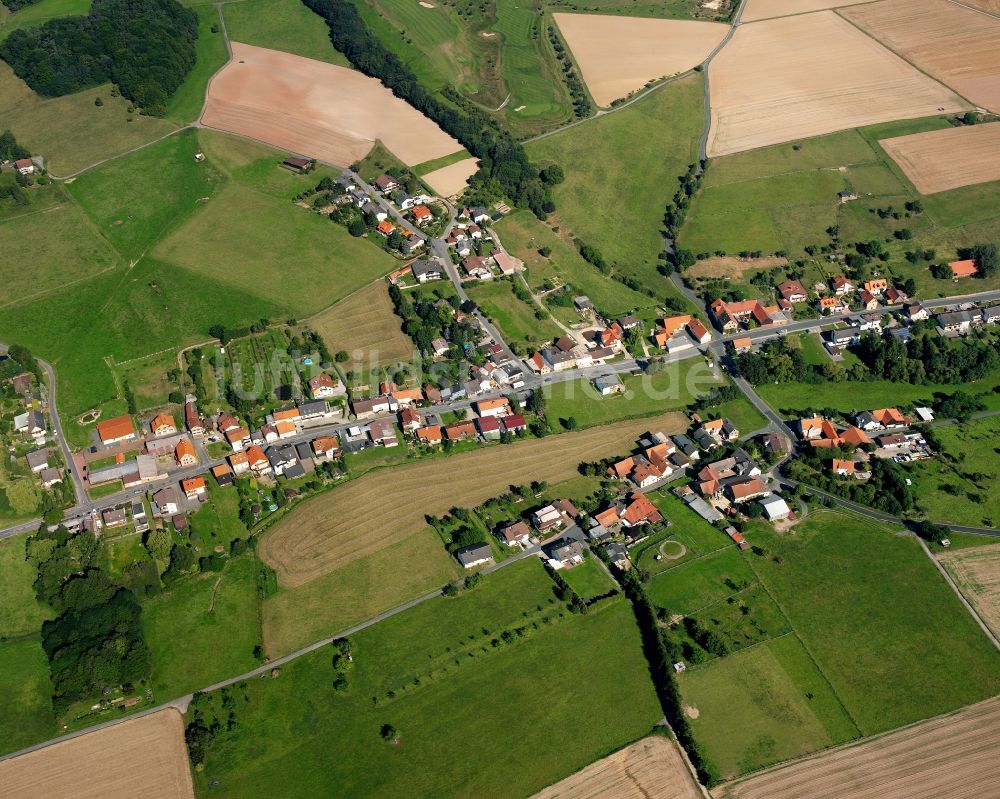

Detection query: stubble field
xmin=714 ymin=696 xmax=1000 ymax=799
xmin=532 ymin=735 xmax=704 ymax=799
xmin=201 ymin=42 xmax=464 ymax=167
xmin=553 ymin=13 xmax=727 ymax=106
xmin=740 ymin=0 xmax=873 ymax=22
xmin=259 ymin=411 xmax=687 ymax=587
xmin=879 ymin=122 xmax=1000 ymax=193
xmin=707 ymin=11 xmax=965 ymax=156
xmin=939 ymin=543 xmax=1000 ymax=638
xmin=0 ymin=708 xmax=194 ymax=799
xmin=841 ymin=0 xmax=1000 ymax=113
xmin=419 ymin=156 xmax=480 ymax=197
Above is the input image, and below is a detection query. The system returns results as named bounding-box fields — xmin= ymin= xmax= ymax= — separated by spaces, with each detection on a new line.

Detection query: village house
xmin=699 ymin=418 xmax=740 ymax=443
xmin=727 ymin=477 xmax=770 ymax=504
xmin=857 ymin=290 xmax=880 ymax=311
xmin=39 ymin=468 xmax=62 ymax=488
xmin=311 ymin=435 xmax=340 ymax=460
xmin=411 ymin=205 xmax=433 ymax=225
xmin=653 ymin=315 xmax=691 ymax=348
xmin=981 ymin=306 xmax=1000 ymax=325
xmin=462 ymin=255 xmax=494 ymax=280
xmin=709 ymin=298 xmax=788 ymax=331
xmin=211 ymin=464 xmax=234 ymax=487
xmin=885 ymin=285 xmax=908 ymax=304
xmin=817 ymin=296 xmax=849 ymax=315
xmin=373 ymin=174 xmax=399 ymax=193
xmin=688 ymin=318 xmax=712 ymax=345
xmin=456 ymin=542 xmax=493 ymax=569
xmin=391 ymin=388 xmax=424 ymax=407
xmin=574 ymin=296 xmax=593 ymax=312
xmin=226 ymin=426 xmax=251 ymax=451
xmin=275 ymin=420 xmax=297 ymax=439
xmin=864 ymin=279 xmax=888 ymax=296
xmin=415 ymin=424 xmax=443 ymax=446
xmin=352 ymin=396 xmax=392 ymax=419
xmin=474 ymin=397 xmax=511 ymax=418
xmin=14 ymin=157 xmax=35 ymax=175
xmin=229 ymin=451 xmax=250 ymax=475
xmin=831 ymin=276 xmax=855 ymax=295
xmin=181 ymin=476 xmax=208 ymax=500
xmin=25 ymin=448 xmax=49 ymax=473
xmin=399 ymin=406 xmax=421 ymax=433
xmin=937 ymin=309 xmax=975 ymax=336
xmin=376 ymin=219 xmax=396 ymax=237
xmin=216 ymin=412 xmax=241 ymax=433
xmin=152 ymin=487 xmax=180 ymax=517
xmin=832 ymin=458 xmax=857 ymax=476
xmin=444 ymin=421 xmax=478 ymax=442
xmin=593 ymin=374 xmax=625 ymax=395
xmin=369 ymin=418 xmax=399 ymax=447
xmin=500 ymin=414 xmax=527 ymax=435
xmin=532 ymin=504 xmax=565 ymax=534
xmin=266 ymin=445 xmax=299 ymax=476
xmin=498 ymin=520 xmax=532 ymax=548
xmin=594 ymin=492 xmax=663 ymax=529
xmin=906 ymin=303 xmax=928 ymax=322
xmin=777 ymin=279 xmax=808 ymax=304
xmin=545 ymin=538 xmax=584 ymax=569
xmin=150 ymin=413 xmax=177 ymax=437
xmin=246 ymin=445 xmax=270 ymax=474
xmin=410 ymin=259 xmax=442 ymax=283
xmin=493 ymin=250 xmax=523 ymax=276
xmin=102 ymin=507 xmax=127 ymax=528
xmin=175 ymin=439 xmax=198 ymax=467
xmin=308 ymin=373 xmax=339 ymax=399
xmin=476 ymin=415 xmax=502 ymax=440
xmin=96 ymin=414 xmax=136 ymax=446
xmin=948 ymin=259 xmax=979 ymax=279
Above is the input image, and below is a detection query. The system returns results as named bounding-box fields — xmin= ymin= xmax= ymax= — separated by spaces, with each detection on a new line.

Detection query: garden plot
xmin=707 ymin=11 xmax=965 ymax=157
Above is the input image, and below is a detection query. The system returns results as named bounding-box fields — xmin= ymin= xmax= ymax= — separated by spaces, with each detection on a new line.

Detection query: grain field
xmin=713 ymin=696 xmax=1000 ymax=799
xmin=879 ymin=123 xmax=1000 ymax=193
xmin=259 ymin=411 xmax=687 ymax=587
xmin=841 ymin=0 xmax=1000 ymax=113
xmin=741 ymin=0 xmax=873 ymax=22
xmin=0 ymin=709 xmax=194 ymax=799
xmin=707 ymin=11 xmax=965 ymax=156
xmin=532 ymin=735 xmax=704 ymax=799
xmin=939 ymin=543 xmax=1000 ymax=638
xmin=311 ymin=281 xmax=415 ymax=369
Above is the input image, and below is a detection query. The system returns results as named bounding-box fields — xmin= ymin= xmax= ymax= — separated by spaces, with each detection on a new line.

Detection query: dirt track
xmin=259 ymin=412 xmax=687 ymax=587
xmin=0 ymin=709 xmax=194 ymax=799
xmin=713 ymin=697 xmax=1000 ymax=799
xmin=554 ymin=13 xmax=727 ymax=107
xmin=880 ymin=122 xmax=1000 ymax=194
xmin=707 ymin=11 xmax=965 ymax=156
xmin=202 ymin=42 xmax=464 ymax=167
xmin=842 ymin=0 xmax=1000 ymax=113
xmin=532 ymin=736 xmax=704 ymax=799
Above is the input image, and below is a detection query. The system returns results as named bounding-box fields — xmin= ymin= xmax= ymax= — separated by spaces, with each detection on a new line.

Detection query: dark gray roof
xmin=455 ymin=543 xmax=493 ymax=566
xmin=283 ymin=462 xmax=307 ymax=480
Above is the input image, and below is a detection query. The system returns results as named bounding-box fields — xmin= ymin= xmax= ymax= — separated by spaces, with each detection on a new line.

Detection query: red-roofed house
xmin=377 ymin=219 xmax=396 ymax=237
xmin=175 ymin=439 xmax=198 ymax=467
xmin=412 ymin=205 xmax=433 ymax=224
xmin=501 ymin=414 xmax=526 ymax=434
xmin=96 ymin=414 xmax=136 ymax=445
xmin=777 ymin=279 xmax=807 ymax=303
xmin=308 ymin=373 xmax=338 ymax=399
xmin=687 ymin=319 xmax=711 ymax=345
xmin=181 ymin=476 xmax=207 ymax=499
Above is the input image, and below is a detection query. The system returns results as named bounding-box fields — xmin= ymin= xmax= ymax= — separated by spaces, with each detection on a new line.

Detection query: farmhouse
xmin=175 ymin=439 xmax=198 ymax=467
xmin=455 ymin=542 xmax=494 ymax=569
xmin=727 ymin=476 xmax=770 ymax=503
xmin=949 ymin=259 xmax=979 ymax=279
xmin=150 ymin=413 xmax=177 ymax=437
xmin=709 ymin=298 xmax=788 ymax=331
xmin=493 ymin=250 xmax=524 ymax=276
xmin=96 ymin=414 xmax=136 ymax=446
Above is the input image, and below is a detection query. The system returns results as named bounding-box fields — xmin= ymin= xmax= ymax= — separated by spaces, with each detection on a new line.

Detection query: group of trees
xmin=302 ymin=0 xmax=558 ymax=218
xmin=663 ymin=162 xmax=705 ymax=269
xmin=0 ymin=0 xmax=197 ymax=115
xmin=547 ymin=24 xmax=591 ymax=118
xmin=26 ymin=525 xmax=150 ymax=710
xmin=854 ymin=329 xmax=1000 ymax=385
xmin=785 ymin=448 xmax=913 ymax=515
xmin=388 ymin=282 xmax=479 ymax=364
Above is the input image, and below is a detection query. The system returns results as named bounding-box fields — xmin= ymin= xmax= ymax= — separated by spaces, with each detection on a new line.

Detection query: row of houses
xmin=652 ymin=315 xmax=712 ymax=352
xmin=527 ymin=328 xmax=626 ymax=375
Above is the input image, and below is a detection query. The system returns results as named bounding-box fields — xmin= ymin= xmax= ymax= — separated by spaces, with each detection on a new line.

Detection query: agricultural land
xmin=939 ymin=543 xmax=1000 ymax=638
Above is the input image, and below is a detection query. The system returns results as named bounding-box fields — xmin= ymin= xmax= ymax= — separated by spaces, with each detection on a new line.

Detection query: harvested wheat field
xmin=713 ymin=696 xmax=1000 ymax=799
xmin=0 ymin=709 xmax=193 ymax=799
xmin=842 ymin=0 xmax=1000 ymax=113
xmin=688 ymin=255 xmax=788 ymax=279
xmin=533 ymin=735 xmax=703 ymax=799
xmin=957 ymin=0 xmax=1000 ymax=12
xmin=741 ymin=0 xmax=873 ymax=22
xmin=939 ymin=543 xmax=1000 ymax=638
xmin=707 ymin=11 xmax=965 ymax=157
xmin=202 ymin=42 xmax=464 ymax=167
xmin=260 ymin=411 xmax=687 ymax=587
xmin=880 ymin=123 xmax=1000 ymax=194
xmin=421 ymin=156 xmax=480 ymax=197
xmin=553 ymin=13 xmax=727 ymax=107
xmin=311 ymin=280 xmax=415 ymax=369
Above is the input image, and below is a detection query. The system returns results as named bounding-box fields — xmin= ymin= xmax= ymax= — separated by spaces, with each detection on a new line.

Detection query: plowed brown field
xmin=553 ymin=13 xmax=727 ymax=106
xmin=532 ymin=735 xmax=704 ymax=799
xmin=707 ymin=11 xmax=965 ymax=156
xmin=0 ymin=709 xmax=193 ymax=799
xmin=713 ymin=697 xmax=1000 ymax=799
xmin=841 ymin=0 xmax=1000 ymax=113
xmin=939 ymin=543 xmax=1000 ymax=638
xmin=880 ymin=123 xmax=1000 ymax=193
xmin=202 ymin=42 xmax=464 ymax=167
xmin=259 ymin=411 xmax=687 ymax=587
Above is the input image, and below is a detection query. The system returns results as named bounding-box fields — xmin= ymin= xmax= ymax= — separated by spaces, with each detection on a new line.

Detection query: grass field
xmin=0 ymin=637 xmax=56 ymax=756
xmin=67 ymin=129 xmax=222 ymax=260
xmin=187 ymin=481 xmax=251 ymax=552
xmin=259 ymin=411 xmax=692 ymax=591
xmin=262 ymin=527 xmax=460 ymax=656
xmin=466 ymin=279 xmax=562 ymax=347
xmin=0 ymin=61 xmax=178 ymax=177
xmin=637 ymin=491 xmax=732 ymax=575
xmin=192 ymin=562 xmax=662 ymax=798
xmin=110 ymin=350 xmax=180 ymax=411
xmin=904 ymin=416 xmax=1000 ymax=527
xmin=152 ymin=181 xmax=395 ymax=316
xmin=560 ymin=555 xmax=617 ymax=601
xmin=222 ymin=0 xmax=350 ymax=67
xmin=0 ymin=0 xmax=90 ymax=39
xmin=311 ymin=280 xmax=415 ymax=369
xmin=141 ymin=556 xmax=261 ymax=700
xmin=496 ymin=210 xmax=663 ymax=317
xmin=0 ymin=535 xmax=50 ymax=638
xmin=542 ymin=359 xmax=721 ymax=429
xmin=745 ymin=510 xmax=1000 ymax=735
xmin=679 ymin=635 xmax=857 ymax=780
xmin=0 ymin=189 xmax=119 ymax=308
xmin=710 ymin=396 xmax=768 ymax=436
xmin=165 ymin=5 xmax=230 ymax=124
xmin=647 ymin=547 xmax=756 ymax=616
xmin=527 ymin=74 xmax=704 ymax=296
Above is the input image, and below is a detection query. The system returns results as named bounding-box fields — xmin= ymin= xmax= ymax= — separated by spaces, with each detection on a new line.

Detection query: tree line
xmin=301 ymin=0 xmax=559 ymax=218
xmin=0 ymin=0 xmax=198 ymax=115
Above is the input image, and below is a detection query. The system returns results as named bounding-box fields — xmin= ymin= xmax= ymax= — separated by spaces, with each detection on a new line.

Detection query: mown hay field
xmin=713 ymin=696 xmax=1000 ymax=799
xmin=0 ymin=708 xmax=194 ymax=799
xmin=880 ymin=123 xmax=1000 ymax=194
xmin=553 ymin=13 xmax=727 ymax=106
xmin=311 ymin=281 xmax=415 ymax=369
xmin=202 ymin=42 xmax=464 ymax=167
xmin=259 ymin=411 xmax=688 ymax=587
xmin=707 ymin=11 xmax=965 ymax=156
xmin=939 ymin=543 xmax=1000 ymax=639
xmin=532 ymin=735 xmax=704 ymax=799
xmin=841 ymin=0 xmax=1000 ymax=113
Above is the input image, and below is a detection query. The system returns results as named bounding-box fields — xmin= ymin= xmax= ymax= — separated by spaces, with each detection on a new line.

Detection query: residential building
xmin=532 ymin=505 xmax=565 ymax=534
xmin=175 ymin=439 xmax=198 ymax=467
xmin=937 ymin=310 xmax=975 ymax=335
xmin=152 ymin=488 xmax=179 ymax=517
xmin=475 ymin=397 xmax=511 ymax=418
xmin=410 ymin=259 xmax=442 ymax=283
xmin=416 ymin=425 xmax=443 ymax=446
xmin=545 ymin=538 xmax=584 ymax=568
xmin=456 ymin=543 xmax=493 ymax=569
xmin=181 ymin=476 xmax=207 ymax=500
xmin=500 ymin=414 xmax=527 ymax=434
xmin=777 ymin=279 xmax=808 ymax=303
xmin=476 ymin=415 xmax=501 ymax=440
xmin=308 ymin=373 xmax=339 ymax=399
xmin=25 ymin=448 xmax=48 ymax=473
xmin=229 ymin=452 xmax=250 ymax=475
xmin=498 ymin=520 xmax=531 ymax=548
xmin=593 ymin=375 xmax=625 ymax=395
xmin=373 ymin=174 xmax=398 ymax=193
xmin=369 ymin=418 xmax=398 ymax=447
xmin=150 ymin=413 xmax=177 ymax=437
xmin=246 ymin=445 xmax=270 ymax=473
xmin=831 ymin=276 xmax=855 ymax=295
xmin=211 ymin=464 xmax=234 ymax=487
xmin=312 ymin=436 xmax=340 ymax=460
xmin=96 ymin=414 xmax=136 ymax=446
xmin=727 ymin=477 xmax=770 ymax=503
xmin=226 ymin=426 xmax=251 ymax=451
